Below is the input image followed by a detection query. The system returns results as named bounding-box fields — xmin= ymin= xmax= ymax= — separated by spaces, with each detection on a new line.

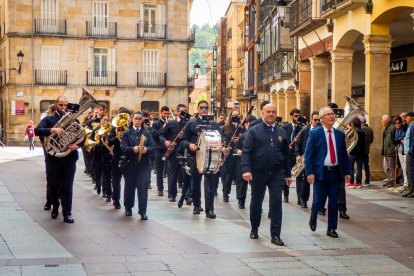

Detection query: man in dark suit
xmin=282 ymin=108 xmax=302 ymax=203
xmin=242 ymin=104 xmax=292 ymax=246
xmin=305 ymin=106 xmax=351 ymax=238
xmin=294 ymin=111 xmax=320 ymax=208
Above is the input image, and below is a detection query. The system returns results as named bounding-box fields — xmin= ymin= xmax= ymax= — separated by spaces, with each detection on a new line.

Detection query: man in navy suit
xmin=304 ymin=106 xmax=351 ymax=238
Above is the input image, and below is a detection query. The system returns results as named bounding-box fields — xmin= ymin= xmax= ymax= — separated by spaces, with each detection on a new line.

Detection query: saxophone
xmin=291 ymin=95 xmax=367 ymax=177
xmin=44 ymin=86 xmax=100 ymax=158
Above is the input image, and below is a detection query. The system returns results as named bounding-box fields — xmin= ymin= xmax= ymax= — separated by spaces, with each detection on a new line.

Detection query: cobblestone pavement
xmin=0 ymin=147 xmax=413 ymax=275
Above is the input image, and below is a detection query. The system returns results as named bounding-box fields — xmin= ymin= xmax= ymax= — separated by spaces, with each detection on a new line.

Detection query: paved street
xmin=0 ymin=147 xmax=413 ymax=275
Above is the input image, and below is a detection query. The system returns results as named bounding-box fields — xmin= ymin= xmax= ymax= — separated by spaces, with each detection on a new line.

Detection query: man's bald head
xmin=263 ymin=104 xmax=277 ymax=125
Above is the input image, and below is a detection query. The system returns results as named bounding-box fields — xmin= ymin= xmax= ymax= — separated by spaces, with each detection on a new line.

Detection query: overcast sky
xmin=190 ymin=0 xmax=231 ymax=26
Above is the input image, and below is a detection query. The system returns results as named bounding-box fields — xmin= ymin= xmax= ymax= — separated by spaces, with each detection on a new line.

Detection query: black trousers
xmin=46 ymin=158 xmax=76 ymax=216
xmin=101 ymin=159 xmax=112 ymax=197
xmin=124 ymin=162 xmax=150 ymax=215
xmin=179 ymin=169 xmax=192 ymax=202
xmin=222 ymin=155 xmax=237 ymax=197
xmin=235 ymin=158 xmax=248 ymax=203
xmin=93 ymin=151 xmax=102 ymax=187
xmin=250 ymin=170 xmax=285 ymax=237
xmin=349 ymin=154 xmax=363 ymax=184
xmin=42 ymin=144 xmax=52 ymax=205
xmin=167 ymin=155 xmax=180 ymax=198
xmin=81 ymin=146 xmax=90 ymax=173
xmin=297 ymin=171 xmax=310 ymax=203
xmin=191 ymin=171 xmax=217 ymax=211
xmin=155 ymin=149 xmax=165 ymax=191
xmin=111 ymin=157 xmax=122 ymax=202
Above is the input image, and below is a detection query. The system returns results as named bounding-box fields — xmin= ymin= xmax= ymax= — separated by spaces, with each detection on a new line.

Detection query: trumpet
xmin=112 ymin=113 xmax=130 ymax=141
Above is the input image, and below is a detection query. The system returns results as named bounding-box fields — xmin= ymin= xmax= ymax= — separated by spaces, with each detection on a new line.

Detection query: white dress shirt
xmin=323 ymin=126 xmax=338 ymax=166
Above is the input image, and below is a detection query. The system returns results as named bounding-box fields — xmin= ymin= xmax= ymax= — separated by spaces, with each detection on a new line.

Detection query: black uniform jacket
xmin=294 ymin=126 xmax=311 ymax=158
xmin=151 ymin=119 xmax=167 ymax=151
xmin=121 ymin=128 xmax=154 ymax=164
xmin=159 ymin=119 xmax=187 ymax=157
xmin=241 ymin=122 xmax=291 ymax=177
xmin=35 ymin=112 xmax=80 ymax=162
xmin=108 ymin=126 xmax=123 ymax=159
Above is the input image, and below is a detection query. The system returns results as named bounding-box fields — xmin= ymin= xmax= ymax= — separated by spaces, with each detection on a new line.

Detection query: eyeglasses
xmin=293 ymin=115 xmax=300 ymax=118
xmin=313 ymin=119 xmax=320 ymax=122
xmin=199 ymin=106 xmax=209 ymax=110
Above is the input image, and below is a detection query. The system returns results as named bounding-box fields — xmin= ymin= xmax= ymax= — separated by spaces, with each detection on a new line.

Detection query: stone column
xmin=277 ymin=91 xmax=286 ymax=120
xmin=330 ymin=48 xmax=354 ymax=107
xmin=296 ymin=61 xmax=311 ymax=116
xmin=363 ymin=35 xmax=392 ymax=181
xmin=309 ymin=57 xmax=329 ymax=112
xmin=285 ymin=89 xmax=297 ymax=119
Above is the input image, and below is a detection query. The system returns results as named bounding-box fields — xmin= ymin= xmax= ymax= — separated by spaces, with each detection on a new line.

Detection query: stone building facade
xmin=0 ymin=0 xmax=194 ymax=143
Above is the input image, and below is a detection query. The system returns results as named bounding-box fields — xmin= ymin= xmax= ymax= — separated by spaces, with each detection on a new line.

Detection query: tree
xmin=189 ymin=24 xmax=216 ymax=76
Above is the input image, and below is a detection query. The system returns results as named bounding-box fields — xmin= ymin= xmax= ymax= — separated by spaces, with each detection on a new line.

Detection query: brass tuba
xmin=291 ymin=95 xmax=367 ymax=177
xmin=112 ymin=113 xmax=130 ymax=141
xmin=44 ymin=86 xmax=100 ymax=158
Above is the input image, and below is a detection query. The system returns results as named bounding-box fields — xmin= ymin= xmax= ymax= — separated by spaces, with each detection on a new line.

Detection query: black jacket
xmin=249 ymin=117 xmax=263 ymax=128
xmin=108 ymin=126 xmax=123 ymax=159
xmin=35 ymin=112 xmax=80 ymax=162
xmin=159 ymin=119 xmax=188 ymax=156
xmin=121 ymin=128 xmax=154 ymax=164
xmin=350 ymin=127 xmax=366 ymax=156
xmin=294 ymin=126 xmax=311 ymax=158
xmin=241 ymin=123 xmax=291 ymax=177
xmin=151 ymin=119 xmax=167 ymax=151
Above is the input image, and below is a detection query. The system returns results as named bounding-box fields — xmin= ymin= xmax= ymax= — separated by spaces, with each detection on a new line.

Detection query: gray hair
xmin=319 ymin=106 xmax=333 ymax=118
xmin=359 ymin=116 xmax=366 ymax=123
xmin=382 ymin=114 xmax=392 ymax=123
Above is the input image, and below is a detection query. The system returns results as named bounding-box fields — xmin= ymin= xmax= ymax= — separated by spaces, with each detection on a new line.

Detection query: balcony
xmin=137 ymin=72 xmax=167 ymax=88
xmin=320 ymin=0 xmax=368 ymax=18
xmin=35 ymin=70 xmax=67 ymax=85
xmin=137 ymin=22 xmax=167 ymax=39
xmin=86 ymin=71 xmax=117 ymax=86
xmin=289 ymin=0 xmax=326 ymax=37
xmin=86 ymin=21 xmax=117 ymax=38
xmin=33 ymin=19 xmax=66 ymax=35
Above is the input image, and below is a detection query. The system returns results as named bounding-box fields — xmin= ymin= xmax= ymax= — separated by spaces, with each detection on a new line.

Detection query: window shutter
xmin=140 ymin=3 xmax=144 ymax=35
xmin=87 ymin=47 xmax=93 ymax=71
xmin=158 ymin=5 xmax=165 ymax=25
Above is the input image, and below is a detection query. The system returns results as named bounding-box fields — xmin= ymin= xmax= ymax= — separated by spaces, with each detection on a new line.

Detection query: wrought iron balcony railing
xmin=86 ymin=71 xmax=117 ymax=86
xmin=86 ymin=21 xmax=117 ymax=38
xmin=35 ymin=70 xmax=67 ymax=85
xmin=289 ymin=0 xmax=326 ymax=36
xmin=34 ymin=19 xmax=67 ymax=35
xmin=137 ymin=72 xmax=167 ymax=88
xmin=320 ymin=0 xmax=367 ymax=18
xmin=137 ymin=22 xmax=167 ymax=39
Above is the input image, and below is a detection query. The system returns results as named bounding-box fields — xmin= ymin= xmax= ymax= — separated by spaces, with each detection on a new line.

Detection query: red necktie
xmin=328 ymin=129 xmax=336 ymax=165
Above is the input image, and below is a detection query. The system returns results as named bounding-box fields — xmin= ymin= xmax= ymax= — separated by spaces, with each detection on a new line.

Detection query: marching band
xmin=36 ymin=87 xmax=366 ymax=245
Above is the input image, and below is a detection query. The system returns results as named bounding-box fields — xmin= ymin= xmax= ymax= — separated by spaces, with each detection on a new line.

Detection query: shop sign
xmin=390 ymin=59 xmax=407 ymax=73
xmin=351 ymin=86 xmax=365 ymax=97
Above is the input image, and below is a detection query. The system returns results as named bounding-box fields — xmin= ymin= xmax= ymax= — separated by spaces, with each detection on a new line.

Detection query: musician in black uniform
xmin=96 ymin=114 xmax=113 ymax=202
xmin=242 ymin=103 xmax=292 ymax=246
xmin=282 ymin=108 xmax=302 ymax=204
xmin=294 ymin=111 xmax=320 ymax=208
xmin=159 ymin=104 xmax=190 ymax=203
xmin=35 ymin=96 xmax=81 ymax=223
xmin=121 ymin=111 xmax=154 ymax=219
xmin=235 ymin=115 xmax=256 ymax=209
xmin=181 ymin=100 xmax=220 ymax=218
xmin=108 ymin=107 xmax=131 ymax=209
xmin=221 ymin=109 xmax=243 ymax=202
xmin=151 ymin=106 xmax=170 ymax=196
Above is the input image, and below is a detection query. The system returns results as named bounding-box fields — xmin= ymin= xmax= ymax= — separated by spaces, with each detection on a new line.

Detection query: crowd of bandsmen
xmin=34 ymin=94 xmax=414 ymax=246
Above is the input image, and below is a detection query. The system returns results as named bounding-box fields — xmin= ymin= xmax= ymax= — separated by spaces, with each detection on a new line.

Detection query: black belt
xmin=324 ymin=165 xmax=339 ymax=171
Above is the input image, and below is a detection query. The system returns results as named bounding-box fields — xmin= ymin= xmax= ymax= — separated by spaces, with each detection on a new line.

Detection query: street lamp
xmin=276 ymin=0 xmax=287 ymax=27
xmin=194 ymin=62 xmax=201 ymax=79
xmin=9 ymin=51 xmax=24 ymax=74
xmin=229 ymin=75 xmax=235 ymax=88
xmin=255 ymin=38 xmax=262 ymax=54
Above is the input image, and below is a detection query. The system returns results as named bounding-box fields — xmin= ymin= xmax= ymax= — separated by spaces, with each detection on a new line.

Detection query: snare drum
xmin=196 ymin=130 xmax=223 ymax=174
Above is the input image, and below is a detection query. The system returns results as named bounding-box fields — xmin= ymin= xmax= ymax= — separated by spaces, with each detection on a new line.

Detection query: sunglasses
xmin=199 ymin=106 xmax=208 ymax=110
xmin=313 ymin=119 xmax=320 ymax=122
xmin=293 ymin=115 xmax=300 ymax=118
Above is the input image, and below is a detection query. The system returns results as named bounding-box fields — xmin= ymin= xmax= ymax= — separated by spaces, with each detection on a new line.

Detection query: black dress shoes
xmin=169 ymin=197 xmax=176 ymax=202
xmin=113 ymin=201 xmax=121 ymax=209
xmin=223 ymin=196 xmax=229 ymax=203
xmin=185 ymin=197 xmax=193 ymax=205
xmin=199 ymin=207 xmax=204 ymax=212
xmin=319 ymin=208 xmax=326 ymax=216
xmin=283 ymin=197 xmax=289 ymax=203
xmin=51 ymin=207 xmax=59 ymax=219
xmin=309 ymin=219 xmax=317 ymax=232
xmin=327 ymin=229 xmax=339 ymax=238
xmin=140 ymin=214 xmax=148 ymax=220
xmin=105 ymin=197 xmax=111 ymax=203
xmin=125 ymin=209 xmax=132 ymax=216
xmin=297 ymin=199 xmax=302 ymax=205
xmin=250 ymin=229 xmax=258 ymax=239
xmin=271 ymin=236 xmax=285 ymax=246
xmin=301 ymin=202 xmax=308 ymax=208
xmin=339 ymin=211 xmax=350 ymax=219
xmin=158 ymin=191 xmax=163 ymax=196
xmin=44 ymin=203 xmax=51 ymax=211
xmin=102 ymin=193 xmax=107 ymax=199
xmin=63 ymin=215 xmax=74 ymax=223
xmin=193 ymin=206 xmax=200 ymax=214
xmin=177 ymin=199 xmax=184 ymax=208
xmin=238 ymin=200 xmax=245 ymax=209
xmin=206 ymin=211 xmax=216 ymax=219
xmin=96 ymin=187 xmax=101 ymax=195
